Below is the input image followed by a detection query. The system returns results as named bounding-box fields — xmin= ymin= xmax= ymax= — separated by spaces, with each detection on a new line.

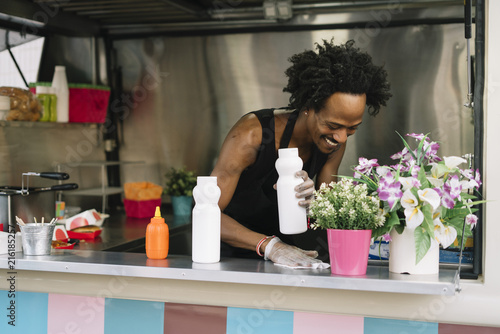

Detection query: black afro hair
xmin=283 ymin=39 xmax=392 ymax=116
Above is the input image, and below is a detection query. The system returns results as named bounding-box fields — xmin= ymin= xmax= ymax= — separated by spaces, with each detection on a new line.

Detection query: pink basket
xmin=69 ymin=87 xmax=110 ymax=123
xmin=124 ymin=199 xmax=162 ymax=219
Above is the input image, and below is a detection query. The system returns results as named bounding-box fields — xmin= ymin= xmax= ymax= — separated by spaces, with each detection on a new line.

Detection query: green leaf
xmin=414 ymin=226 xmax=431 ymax=264
xmin=372 ymin=210 xmax=401 ymax=239
xmin=417 ymin=164 xmax=431 ymax=189
xmin=396 ymin=132 xmax=417 ymax=161
xmin=395 ymin=223 xmax=405 ymax=234
xmin=421 ymin=205 xmax=435 ymax=239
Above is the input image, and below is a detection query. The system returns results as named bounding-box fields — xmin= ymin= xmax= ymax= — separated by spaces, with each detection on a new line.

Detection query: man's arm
xmin=316 ymin=143 xmax=347 ymax=187
xmin=210 ymin=114 xmax=272 ymax=253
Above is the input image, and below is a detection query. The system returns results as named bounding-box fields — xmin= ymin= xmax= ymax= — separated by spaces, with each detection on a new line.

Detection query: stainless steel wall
xmin=0 ymin=21 xmax=474 ymax=211
xmin=115 ymin=23 xmax=473 ymax=186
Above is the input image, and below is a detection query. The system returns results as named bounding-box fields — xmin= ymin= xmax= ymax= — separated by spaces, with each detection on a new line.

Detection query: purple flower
xmin=407 ymin=133 xmax=426 ymax=141
xmin=410 ymin=165 xmax=421 ymax=177
xmin=377 ymin=181 xmax=403 ymax=209
xmin=354 ymin=157 xmax=379 ymax=178
xmin=423 ymin=140 xmax=440 ymax=162
xmin=441 ymin=191 xmax=455 ymax=209
xmin=382 ymin=233 xmax=392 ymax=242
xmin=433 ymin=187 xmax=443 ymax=197
xmin=474 ymin=169 xmax=482 ymax=189
xmin=465 ymin=214 xmax=478 ymax=229
xmin=377 ymin=167 xmax=395 ymax=185
xmin=390 ymin=147 xmax=409 ymax=161
xmin=443 ymin=175 xmax=462 ymax=200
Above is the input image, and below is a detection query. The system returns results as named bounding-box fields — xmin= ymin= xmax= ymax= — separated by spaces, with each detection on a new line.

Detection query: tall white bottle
xmin=276 ymin=148 xmax=307 ymax=234
xmin=192 ymin=176 xmax=221 ymax=263
xmin=51 ymin=66 xmax=69 ymax=123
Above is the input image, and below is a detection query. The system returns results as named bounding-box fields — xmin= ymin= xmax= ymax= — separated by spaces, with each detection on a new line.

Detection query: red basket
xmin=124 ymin=198 xmax=162 ymax=219
xmin=69 ymin=86 xmax=110 ymax=123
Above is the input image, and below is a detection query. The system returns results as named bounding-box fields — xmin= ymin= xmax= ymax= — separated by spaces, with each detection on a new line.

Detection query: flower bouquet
xmin=309 ymin=178 xmax=385 ymax=231
xmin=308 ymin=178 xmax=385 ymax=275
xmin=349 ymin=133 xmax=484 ymax=267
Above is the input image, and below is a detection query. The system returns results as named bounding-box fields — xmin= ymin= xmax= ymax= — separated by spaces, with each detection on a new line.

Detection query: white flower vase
xmin=389 ymin=227 xmax=439 ymax=275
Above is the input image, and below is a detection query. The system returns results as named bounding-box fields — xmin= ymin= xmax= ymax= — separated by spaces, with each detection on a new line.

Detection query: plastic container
xmin=124 ymin=198 xmax=161 ymax=218
xmin=68 ymin=84 xmax=110 ymax=123
xmin=51 ymin=66 xmax=69 ymax=123
xmin=275 ymin=148 xmax=307 ymax=234
xmin=47 ymin=87 xmax=58 ymax=122
xmin=0 ymin=95 xmax=10 ymax=121
xmin=36 ymin=86 xmax=57 ymax=122
xmin=192 ymin=176 xmax=221 ymax=263
xmin=145 ymin=206 xmax=169 ymax=259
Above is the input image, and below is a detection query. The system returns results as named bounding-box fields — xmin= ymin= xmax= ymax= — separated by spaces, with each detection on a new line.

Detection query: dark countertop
xmin=70 ymin=209 xmax=192 ymax=254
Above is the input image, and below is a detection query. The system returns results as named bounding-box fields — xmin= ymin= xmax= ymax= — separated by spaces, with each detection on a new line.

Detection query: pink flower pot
xmin=327 ymin=229 xmax=372 ymax=276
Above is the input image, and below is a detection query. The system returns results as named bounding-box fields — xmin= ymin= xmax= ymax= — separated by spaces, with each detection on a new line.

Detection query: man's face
xmin=308 ymin=92 xmax=366 ymax=154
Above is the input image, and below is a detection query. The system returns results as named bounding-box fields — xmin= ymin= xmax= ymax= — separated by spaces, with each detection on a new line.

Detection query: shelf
xmin=60 ymin=161 xmax=144 ymax=167
xmin=56 ymin=160 xmax=145 ymax=213
xmin=0 ymin=120 xmax=99 ymax=128
xmin=63 ymin=187 xmax=123 ymax=196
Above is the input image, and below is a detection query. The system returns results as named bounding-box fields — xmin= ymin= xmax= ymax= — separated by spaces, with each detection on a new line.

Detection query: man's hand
xmin=294 ymin=170 xmax=314 ymax=207
xmin=265 ymin=238 xmax=329 ymax=269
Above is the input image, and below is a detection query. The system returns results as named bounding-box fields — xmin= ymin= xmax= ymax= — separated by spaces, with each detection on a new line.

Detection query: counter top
xmin=1 ymin=249 xmax=459 ymax=296
xmin=2 ymin=210 xmax=460 ymax=296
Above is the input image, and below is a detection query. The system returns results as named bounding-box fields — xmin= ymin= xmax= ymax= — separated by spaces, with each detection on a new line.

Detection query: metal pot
xmin=0 ymin=172 xmax=78 ymax=232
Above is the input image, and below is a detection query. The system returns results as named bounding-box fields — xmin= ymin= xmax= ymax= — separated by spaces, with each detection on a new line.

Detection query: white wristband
xmin=264 ymin=237 xmax=281 ymax=260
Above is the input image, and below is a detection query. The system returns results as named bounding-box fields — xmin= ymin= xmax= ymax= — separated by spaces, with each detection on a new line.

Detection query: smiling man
xmin=211 ymin=39 xmax=392 ymax=267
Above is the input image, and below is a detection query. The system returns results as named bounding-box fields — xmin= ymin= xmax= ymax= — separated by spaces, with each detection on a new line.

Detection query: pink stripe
xmin=47 ymin=293 xmax=104 ymax=334
xmin=294 ymin=312 xmax=364 ymax=334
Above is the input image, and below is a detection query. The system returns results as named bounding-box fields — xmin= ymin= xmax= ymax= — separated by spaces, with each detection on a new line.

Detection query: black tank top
xmin=221 ymin=108 xmax=329 ymax=258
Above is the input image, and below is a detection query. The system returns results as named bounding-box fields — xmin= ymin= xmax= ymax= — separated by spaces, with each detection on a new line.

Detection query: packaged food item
xmin=124 ymin=182 xmax=163 ymax=201
xmin=64 ymin=209 xmax=108 ymax=230
xmin=0 ymin=87 xmax=42 ymax=121
xmin=123 ymin=182 xmax=163 ymax=218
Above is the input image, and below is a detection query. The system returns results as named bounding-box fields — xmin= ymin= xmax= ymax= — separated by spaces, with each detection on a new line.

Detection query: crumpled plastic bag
xmin=0 ymin=87 xmax=42 ymax=121
xmin=124 ymin=182 xmax=163 ymax=201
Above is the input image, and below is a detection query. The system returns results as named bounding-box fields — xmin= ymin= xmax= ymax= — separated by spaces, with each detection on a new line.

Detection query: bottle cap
xmin=151 ymin=206 xmax=165 ymax=223
xmin=278 ymin=147 xmax=298 ymax=158
xmin=154 ymin=206 xmax=161 ymax=218
xmin=197 ymin=176 xmax=217 ymax=186
xmin=36 ymin=86 xmax=50 ymax=94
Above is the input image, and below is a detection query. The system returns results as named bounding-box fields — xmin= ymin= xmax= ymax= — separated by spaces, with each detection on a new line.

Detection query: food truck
xmin=1 ymin=0 xmax=499 ymax=333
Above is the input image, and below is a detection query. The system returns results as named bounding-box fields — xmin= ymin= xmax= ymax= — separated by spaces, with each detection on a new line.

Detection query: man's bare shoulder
xmin=227 ymin=113 xmax=262 ymax=147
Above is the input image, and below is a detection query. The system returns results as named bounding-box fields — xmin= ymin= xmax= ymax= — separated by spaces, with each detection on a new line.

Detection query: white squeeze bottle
xmin=276 ymin=148 xmax=307 ymax=234
xmin=192 ymin=176 xmax=221 ymax=263
xmin=51 ymin=65 xmax=69 ymax=123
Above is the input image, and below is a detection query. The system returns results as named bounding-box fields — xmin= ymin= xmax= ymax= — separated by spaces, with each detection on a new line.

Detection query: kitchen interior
xmin=0 ymin=0 xmax=478 ymax=262
xmin=2 ymin=0 xmax=499 ymax=332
